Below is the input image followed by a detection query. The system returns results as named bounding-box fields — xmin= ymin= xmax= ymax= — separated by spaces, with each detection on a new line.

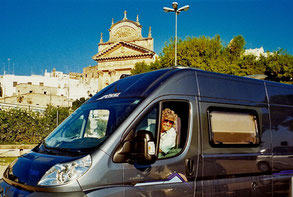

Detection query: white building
xmin=244 ymin=47 xmax=272 ymax=58
xmin=0 ymin=69 xmax=98 ymax=108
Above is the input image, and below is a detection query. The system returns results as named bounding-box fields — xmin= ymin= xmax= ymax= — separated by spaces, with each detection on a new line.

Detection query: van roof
xmin=89 ymin=67 xmax=293 ymax=106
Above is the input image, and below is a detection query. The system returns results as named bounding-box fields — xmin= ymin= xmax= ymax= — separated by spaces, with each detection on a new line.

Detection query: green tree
xmin=225 ymin=35 xmax=246 ymax=58
xmin=0 ymin=109 xmax=44 ymax=144
xmin=0 ymin=105 xmax=71 ymax=144
xmin=238 ymin=55 xmax=266 ymax=77
xmin=131 ymin=61 xmax=151 ymax=75
xmin=264 ymin=49 xmax=293 ymax=84
xmin=131 ymin=58 xmax=163 ymax=75
xmin=42 ymin=105 xmax=71 ymax=130
xmin=160 ymin=38 xmax=177 ymax=68
xmin=160 ymin=35 xmax=227 ymax=73
xmin=72 ymin=97 xmax=87 ymax=110
xmin=131 ymin=34 xmax=293 ymax=84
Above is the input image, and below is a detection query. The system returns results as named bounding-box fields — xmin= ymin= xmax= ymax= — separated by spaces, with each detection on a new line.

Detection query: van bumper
xmin=0 ymin=179 xmax=87 ymax=197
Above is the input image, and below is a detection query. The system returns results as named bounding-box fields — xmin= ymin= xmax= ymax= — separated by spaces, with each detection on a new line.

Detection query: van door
xmin=197 ymin=102 xmax=273 ymax=197
xmin=266 ymin=83 xmax=293 ymax=195
xmin=115 ymin=98 xmax=198 ymax=197
xmin=270 ymin=105 xmax=293 ymax=195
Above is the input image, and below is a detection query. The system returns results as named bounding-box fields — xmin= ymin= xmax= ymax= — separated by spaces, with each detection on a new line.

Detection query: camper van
xmin=1 ymin=67 xmax=293 ymax=196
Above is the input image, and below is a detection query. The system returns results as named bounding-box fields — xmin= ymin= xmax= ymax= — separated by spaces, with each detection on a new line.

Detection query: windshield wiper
xmin=38 ymin=142 xmax=83 ymax=156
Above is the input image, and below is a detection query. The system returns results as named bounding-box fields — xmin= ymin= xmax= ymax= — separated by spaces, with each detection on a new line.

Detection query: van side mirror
xmin=132 ymin=130 xmax=157 ymax=165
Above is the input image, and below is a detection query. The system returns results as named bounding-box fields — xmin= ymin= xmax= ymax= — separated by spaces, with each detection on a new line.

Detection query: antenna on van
xmin=172 ymin=65 xmax=189 ymax=69
xmin=246 ymin=74 xmax=267 ymax=80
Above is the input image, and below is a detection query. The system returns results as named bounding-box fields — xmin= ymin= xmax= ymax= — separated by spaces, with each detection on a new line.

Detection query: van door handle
xmin=185 ymin=158 xmax=194 ymax=177
xmin=251 ymin=182 xmax=258 ymax=190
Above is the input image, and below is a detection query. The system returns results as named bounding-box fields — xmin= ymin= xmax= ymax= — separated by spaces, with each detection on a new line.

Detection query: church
xmin=83 ymin=11 xmax=157 ymax=91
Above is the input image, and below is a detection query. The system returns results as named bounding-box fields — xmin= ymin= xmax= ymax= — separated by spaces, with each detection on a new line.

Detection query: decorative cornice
xmin=93 ymin=41 xmax=155 ymax=61
xmin=96 ymin=54 xmax=154 ymax=63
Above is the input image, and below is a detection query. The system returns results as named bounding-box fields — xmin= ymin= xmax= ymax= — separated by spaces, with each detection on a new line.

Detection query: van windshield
xmin=44 ymin=98 xmax=141 ymax=151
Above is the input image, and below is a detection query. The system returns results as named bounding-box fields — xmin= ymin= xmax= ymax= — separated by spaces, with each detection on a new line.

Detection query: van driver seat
xmin=175 ymin=117 xmax=181 ymax=148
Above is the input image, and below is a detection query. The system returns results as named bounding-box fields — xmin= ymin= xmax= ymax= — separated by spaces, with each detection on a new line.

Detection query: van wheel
xmin=257 ymin=161 xmax=270 ymax=172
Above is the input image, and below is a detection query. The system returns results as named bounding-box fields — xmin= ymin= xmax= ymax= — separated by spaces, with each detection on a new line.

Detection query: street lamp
xmin=163 ymin=2 xmax=189 ymax=66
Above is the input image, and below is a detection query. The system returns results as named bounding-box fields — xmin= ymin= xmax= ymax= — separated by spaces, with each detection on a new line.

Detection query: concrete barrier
xmin=0 ymin=145 xmax=37 ymax=149
xmin=0 ymin=145 xmax=36 ymax=157
xmin=0 ymin=149 xmax=32 ymax=157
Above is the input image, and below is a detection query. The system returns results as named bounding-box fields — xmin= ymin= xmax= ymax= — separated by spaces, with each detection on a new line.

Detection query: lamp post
xmin=163 ymin=2 xmax=189 ymax=66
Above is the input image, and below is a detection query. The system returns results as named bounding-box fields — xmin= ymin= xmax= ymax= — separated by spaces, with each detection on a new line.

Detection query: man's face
xmin=161 ymin=117 xmax=174 ymax=132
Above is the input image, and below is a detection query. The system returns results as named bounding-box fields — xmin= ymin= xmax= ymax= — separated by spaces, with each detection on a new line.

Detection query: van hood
xmin=3 ymin=151 xmax=84 ymax=186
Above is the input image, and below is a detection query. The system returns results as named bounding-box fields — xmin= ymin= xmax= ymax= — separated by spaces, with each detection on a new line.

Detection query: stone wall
xmin=16 ymin=83 xmax=57 ymax=96
xmin=0 ymin=93 xmax=72 ymax=107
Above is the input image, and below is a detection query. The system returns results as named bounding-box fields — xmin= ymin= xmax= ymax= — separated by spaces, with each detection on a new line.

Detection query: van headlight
xmin=38 ymin=155 xmax=91 ymax=186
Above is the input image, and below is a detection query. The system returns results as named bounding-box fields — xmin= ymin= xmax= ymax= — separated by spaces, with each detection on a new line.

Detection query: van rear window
xmin=208 ymin=110 xmax=259 ymax=145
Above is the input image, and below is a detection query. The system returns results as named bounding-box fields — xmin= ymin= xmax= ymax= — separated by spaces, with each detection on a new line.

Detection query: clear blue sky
xmin=1 ymin=0 xmax=292 ymax=76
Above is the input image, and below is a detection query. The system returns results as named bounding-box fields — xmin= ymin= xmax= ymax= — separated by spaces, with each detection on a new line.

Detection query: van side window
xmin=208 ymin=109 xmax=259 ymax=145
xmin=159 ymin=101 xmax=189 ymax=159
xmin=135 ymin=106 xmax=158 ymax=137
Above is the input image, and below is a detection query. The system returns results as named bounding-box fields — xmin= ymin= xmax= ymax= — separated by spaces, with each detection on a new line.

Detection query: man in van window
xmin=159 ymin=108 xmax=178 ymax=155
